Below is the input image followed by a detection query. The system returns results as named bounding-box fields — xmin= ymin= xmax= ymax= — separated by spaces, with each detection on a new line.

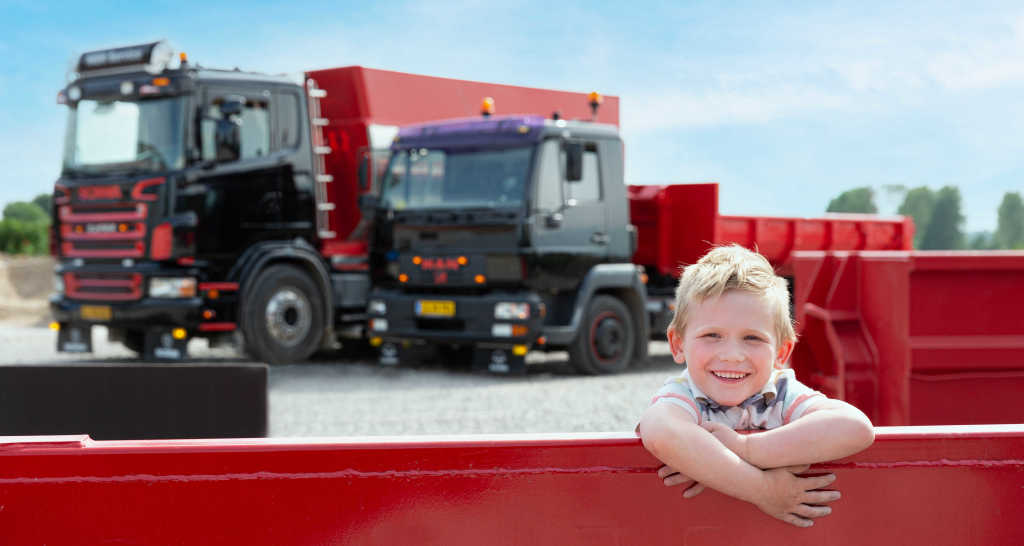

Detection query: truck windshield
xmin=380 ymin=146 xmax=533 ymax=210
xmin=63 ymin=96 xmax=186 ymax=175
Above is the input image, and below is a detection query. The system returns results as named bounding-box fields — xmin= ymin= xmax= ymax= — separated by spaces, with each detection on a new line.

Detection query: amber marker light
xmin=202 ymin=310 xmax=215 ymax=320
xmin=172 ymin=328 xmax=187 ymax=340
xmin=208 ymin=289 xmax=220 ymax=300
xmin=179 ymin=52 xmax=188 ymax=63
xmin=474 ymin=274 xmax=486 ymax=284
xmin=536 ymin=336 xmax=547 ymax=346
xmin=399 ymin=273 xmax=409 ymax=283
xmin=118 ymin=223 xmax=128 ymax=233
xmin=588 ymin=91 xmax=604 ymax=106
xmin=511 ymin=325 xmax=528 ymax=337
xmin=370 ymin=337 xmax=383 ymax=347
xmin=49 ymin=322 xmax=60 ymax=331
xmin=153 ymin=77 xmax=170 ymax=87
xmin=457 ymin=256 xmax=468 ymax=266
xmin=75 ymin=225 xmax=84 ymax=233
xmin=481 ymin=97 xmax=495 ymax=117
xmin=412 ymin=256 xmax=422 ymax=265
xmin=513 ymin=345 xmax=528 ymax=356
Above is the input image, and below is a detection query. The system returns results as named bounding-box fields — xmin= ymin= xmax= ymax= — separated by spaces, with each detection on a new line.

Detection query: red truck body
xmin=791 ymin=250 xmax=1024 ymax=426
xmin=2 ymin=427 xmax=1022 ymax=544
xmin=628 ymin=183 xmax=914 ymax=276
xmin=304 ymin=66 xmax=620 ymax=258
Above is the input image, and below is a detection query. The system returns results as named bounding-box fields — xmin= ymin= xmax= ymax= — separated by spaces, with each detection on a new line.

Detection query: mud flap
xmin=144 ymin=330 xmax=189 ymax=361
xmin=57 ymin=324 xmax=92 ymax=353
xmin=473 ymin=347 xmax=526 ymax=375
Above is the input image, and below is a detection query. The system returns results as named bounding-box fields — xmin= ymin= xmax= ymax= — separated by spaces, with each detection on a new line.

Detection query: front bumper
xmin=50 ymin=295 xmax=203 ymax=327
xmin=368 ymin=289 xmax=545 ymax=347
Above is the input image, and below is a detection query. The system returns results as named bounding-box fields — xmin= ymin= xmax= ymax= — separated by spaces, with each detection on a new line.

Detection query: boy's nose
xmin=717 ymin=343 xmax=746 ymax=362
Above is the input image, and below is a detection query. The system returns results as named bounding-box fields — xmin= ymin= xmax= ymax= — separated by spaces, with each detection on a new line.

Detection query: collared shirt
xmin=649 ymin=368 xmax=825 ymax=430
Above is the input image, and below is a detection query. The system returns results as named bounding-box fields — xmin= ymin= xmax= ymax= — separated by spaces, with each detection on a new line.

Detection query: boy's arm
xmin=638 ymin=401 xmax=841 ymax=528
xmin=705 ymin=399 xmax=874 ymax=469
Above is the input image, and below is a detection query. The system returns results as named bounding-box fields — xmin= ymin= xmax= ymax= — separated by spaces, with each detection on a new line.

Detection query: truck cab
xmin=51 ymin=41 xmax=325 ymax=360
xmin=366 ymin=115 xmax=650 ymax=373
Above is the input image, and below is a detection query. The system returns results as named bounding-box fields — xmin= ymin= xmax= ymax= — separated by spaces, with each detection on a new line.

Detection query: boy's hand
xmin=701 ymin=422 xmax=751 ymax=463
xmin=656 ymin=465 xmax=705 ymax=498
xmin=754 ymin=465 xmax=840 ymax=528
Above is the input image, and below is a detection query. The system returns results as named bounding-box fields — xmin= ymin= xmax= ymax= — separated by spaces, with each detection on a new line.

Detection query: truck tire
xmin=241 ymin=264 xmax=324 ymax=364
xmin=122 ymin=330 xmax=145 ymax=356
xmin=568 ymin=295 xmax=635 ymax=375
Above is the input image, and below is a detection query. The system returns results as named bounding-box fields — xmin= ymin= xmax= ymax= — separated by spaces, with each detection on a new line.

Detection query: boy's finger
xmin=657 ymin=465 xmax=678 ymax=479
xmin=803 ymin=490 xmax=842 ymax=505
xmin=781 ymin=514 xmax=814 ymax=528
xmin=784 ymin=464 xmax=812 ymax=475
xmin=793 ymin=504 xmax=832 ymax=519
xmin=683 ymin=483 xmax=705 ymax=498
xmin=800 ymin=473 xmax=837 ymax=491
xmin=663 ymin=474 xmax=692 ymax=487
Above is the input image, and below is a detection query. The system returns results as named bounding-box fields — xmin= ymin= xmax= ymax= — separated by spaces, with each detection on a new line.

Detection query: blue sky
xmin=2 ymin=1 xmax=1022 ymax=232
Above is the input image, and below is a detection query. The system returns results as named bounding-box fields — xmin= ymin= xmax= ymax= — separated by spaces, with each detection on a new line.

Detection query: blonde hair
xmin=667 ymin=245 xmax=796 ymax=345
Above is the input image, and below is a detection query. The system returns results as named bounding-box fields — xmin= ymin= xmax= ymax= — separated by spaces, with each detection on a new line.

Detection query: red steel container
xmin=628 ymin=183 xmax=913 ymax=277
xmin=791 ymin=250 xmax=1024 ymax=425
xmin=1 ymin=428 xmax=1021 ymax=544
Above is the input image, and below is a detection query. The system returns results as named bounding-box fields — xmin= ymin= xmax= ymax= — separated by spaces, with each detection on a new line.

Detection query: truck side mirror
xmin=214 ymin=97 xmax=244 ymax=163
xmin=565 ymin=142 xmax=583 ymax=182
xmin=214 ymin=118 xmax=241 ymax=163
xmin=358 ymin=154 xmax=369 ymax=190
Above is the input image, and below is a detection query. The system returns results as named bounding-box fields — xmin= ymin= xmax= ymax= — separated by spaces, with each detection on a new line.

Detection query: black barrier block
xmin=0 ymin=365 xmax=267 ymax=440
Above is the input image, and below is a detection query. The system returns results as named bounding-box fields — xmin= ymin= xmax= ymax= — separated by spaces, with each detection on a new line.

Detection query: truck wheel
xmin=241 ymin=264 xmax=324 ymax=364
xmin=569 ymin=295 xmax=635 ymax=375
xmin=122 ymin=330 xmax=145 ymax=355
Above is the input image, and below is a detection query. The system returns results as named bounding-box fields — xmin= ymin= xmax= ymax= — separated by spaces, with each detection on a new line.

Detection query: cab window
xmin=200 ymin=98 xmax=271 ymax=161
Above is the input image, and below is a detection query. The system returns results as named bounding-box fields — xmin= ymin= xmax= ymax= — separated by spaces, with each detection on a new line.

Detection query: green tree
xmin=3 ymin=201 xmax=48 ymax=224
xmin=897 ymin=186 xmax=936 ymax=249
xmin=32 ymin=193 xmax=52 ymax=215
xmin=995 ymin=191 xmax=1024 ymax=249
xmin=827 ymin=187 xmax=878 ymax=213
xmin=920 ymin=186 xmax=965 ymax=250
xmin=968 ymin=231 xmax=993 ymax=250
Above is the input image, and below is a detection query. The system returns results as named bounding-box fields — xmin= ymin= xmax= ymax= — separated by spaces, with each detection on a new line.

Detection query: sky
xmin=2 ymin=1 xmax=1023 ymax=232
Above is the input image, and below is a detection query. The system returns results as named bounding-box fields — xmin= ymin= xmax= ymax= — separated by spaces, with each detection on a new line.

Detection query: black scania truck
xmin=365 ymin=115 xmax=659 ymax=374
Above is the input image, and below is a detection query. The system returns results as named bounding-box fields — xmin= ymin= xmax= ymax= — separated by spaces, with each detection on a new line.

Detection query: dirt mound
xmin=0 ymin=255 xmax=55 ymax=325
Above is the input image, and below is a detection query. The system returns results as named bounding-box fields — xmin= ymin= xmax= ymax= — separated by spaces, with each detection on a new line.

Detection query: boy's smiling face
xmin=667 ymin=289 xmax=793 ymax=407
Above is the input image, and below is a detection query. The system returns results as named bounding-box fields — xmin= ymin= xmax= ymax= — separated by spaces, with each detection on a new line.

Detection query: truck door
xmin=529 ymin=138 xmax=608 ymax=290
xmin=186 ymin=86 xmax=280 ymax=260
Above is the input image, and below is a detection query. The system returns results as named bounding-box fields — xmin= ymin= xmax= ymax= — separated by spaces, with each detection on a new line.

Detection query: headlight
xmin=54 ymin=274 xmax=64 ymax=294
xmin=149 ymin=277 xmax=197 ymax=298
xmin=494 ymin=302 xmax=529 ymax=320
xmin=369 ymin=299 xmax=387 ymax=314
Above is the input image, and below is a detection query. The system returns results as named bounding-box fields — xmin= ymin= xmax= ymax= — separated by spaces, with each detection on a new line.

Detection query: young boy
xmin=636 ymin=245 xmax=874 ymax=528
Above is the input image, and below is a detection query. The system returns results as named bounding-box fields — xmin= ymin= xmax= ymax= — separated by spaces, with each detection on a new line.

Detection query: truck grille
xmin=58 ymin=203 xmax=148 ymax=259
xmin=64 ymin=272 xmax=143 ymax=301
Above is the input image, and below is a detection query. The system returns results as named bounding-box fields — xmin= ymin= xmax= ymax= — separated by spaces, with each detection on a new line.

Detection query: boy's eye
xmin=744 ymin=335 xmax=766 ymax=342
xmin=702 ymin=333 xmax=721 ymax=339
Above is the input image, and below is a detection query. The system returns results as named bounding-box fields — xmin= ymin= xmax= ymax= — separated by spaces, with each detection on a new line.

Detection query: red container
xmin=791 ymin=250 xmax=1024 ymax=425
xmin=628 ymin=183 xmax=913 ymax=277
xmin=1 ymin=428 xmax=1021 ymax=544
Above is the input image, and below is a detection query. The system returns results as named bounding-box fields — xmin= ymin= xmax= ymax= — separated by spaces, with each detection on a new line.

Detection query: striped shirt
xmin=650 ymin=368 xmax=825 ymax=430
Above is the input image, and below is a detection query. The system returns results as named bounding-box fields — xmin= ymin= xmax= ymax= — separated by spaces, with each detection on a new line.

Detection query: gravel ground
xmin=0 ymin=324 xmax=681 ymax=438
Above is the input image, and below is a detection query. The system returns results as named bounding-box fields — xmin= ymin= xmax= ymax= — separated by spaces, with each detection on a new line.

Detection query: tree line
xmin=826 ymin=186 xmax=1023 ymax=250
xmin=0 ymin=194 xmax=52 ymax=255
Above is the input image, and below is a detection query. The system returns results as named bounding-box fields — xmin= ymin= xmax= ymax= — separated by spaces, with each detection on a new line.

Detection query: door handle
xmin=591 ymin=232 xmax=609 ymax=245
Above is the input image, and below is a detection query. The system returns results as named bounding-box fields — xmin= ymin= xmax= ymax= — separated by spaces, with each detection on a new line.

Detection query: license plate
xmin=86 ymin=223 xmax=118 ymax=233
xmin=416 ymin=300 xmax=455 ymax=317
xmin=80 ymin=305 xmax=112 ymax=321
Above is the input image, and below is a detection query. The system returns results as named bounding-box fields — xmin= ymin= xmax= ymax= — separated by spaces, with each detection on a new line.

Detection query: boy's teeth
xmin=713 ymin=371 xmax=747 ymax=379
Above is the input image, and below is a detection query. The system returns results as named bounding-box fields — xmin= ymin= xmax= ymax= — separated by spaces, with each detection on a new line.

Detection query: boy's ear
xmin=775 ymin=339 xmax=795 ymax=368
xmin=666 ymin=328 xmax=687 ymax=365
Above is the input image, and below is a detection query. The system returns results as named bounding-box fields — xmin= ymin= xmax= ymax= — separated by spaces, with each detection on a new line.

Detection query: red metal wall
xmin=1 ymin=428 xmax=1021 ymax=544
xmin=628 ymin=184 xmax=913 ymax=277
xmin=304 ymin=66 xmax=620 ymax=252
xmin=791 ymin=251 xmax=1024 ymax=425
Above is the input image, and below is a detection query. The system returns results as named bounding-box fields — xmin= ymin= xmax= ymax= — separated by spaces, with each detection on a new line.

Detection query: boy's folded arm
xmin=638 ymin=402 xmax=768 ymax=505
xmin=745 ymin=399 xmax=875 ymax=469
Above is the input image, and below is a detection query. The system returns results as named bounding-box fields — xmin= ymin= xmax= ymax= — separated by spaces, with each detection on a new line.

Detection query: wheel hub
xmin=594 ymin=317 xmax=624 ymax=359
xmin=265 ymin=288 xmax=311 ymax=347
